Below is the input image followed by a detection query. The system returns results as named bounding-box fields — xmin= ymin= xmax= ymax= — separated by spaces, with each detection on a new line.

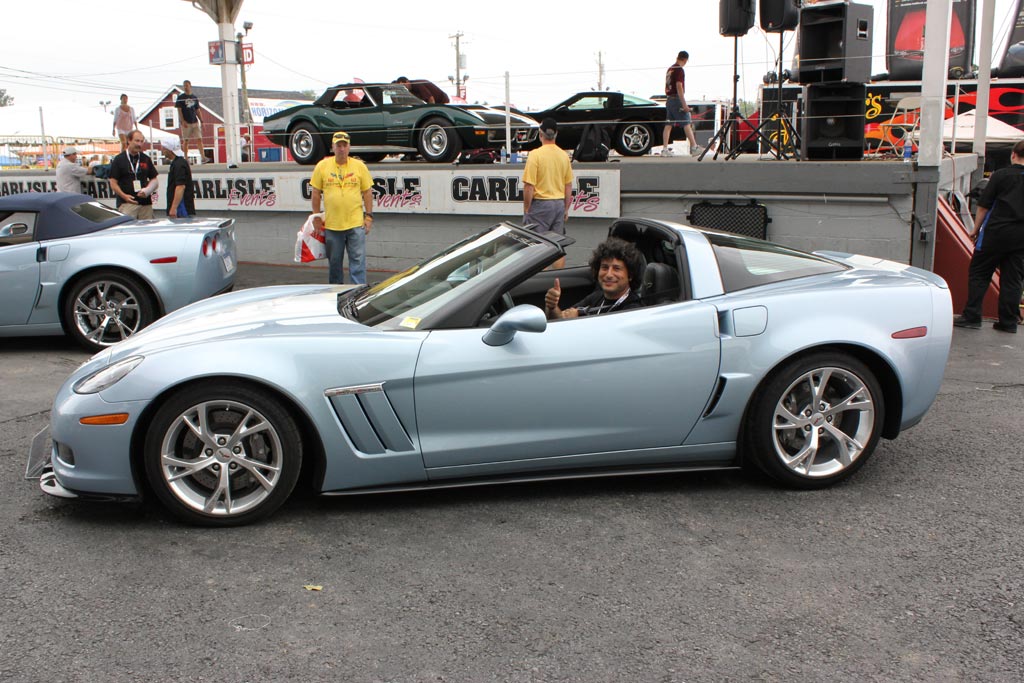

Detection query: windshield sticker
xmin=400 ymin=316 xmax=421 ymax=329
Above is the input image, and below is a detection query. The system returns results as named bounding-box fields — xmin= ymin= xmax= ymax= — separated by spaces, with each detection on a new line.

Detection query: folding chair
xmin=875 ymin=96 xmax=922 ymax=155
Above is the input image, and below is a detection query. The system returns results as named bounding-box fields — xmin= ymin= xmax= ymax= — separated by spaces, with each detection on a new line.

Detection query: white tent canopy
xmin=0 ymin=104 xmax=117 ymax=142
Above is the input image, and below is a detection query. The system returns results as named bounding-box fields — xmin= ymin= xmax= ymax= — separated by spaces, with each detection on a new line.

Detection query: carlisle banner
xmin=886 ymin=0 xmax=976 ymax=80
xmin=999 ymin=0 xmax=1024 ymax=77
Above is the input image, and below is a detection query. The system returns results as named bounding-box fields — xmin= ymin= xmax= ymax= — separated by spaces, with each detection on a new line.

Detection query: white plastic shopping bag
xmin=294 ymin=213 xmax=326 ymax=263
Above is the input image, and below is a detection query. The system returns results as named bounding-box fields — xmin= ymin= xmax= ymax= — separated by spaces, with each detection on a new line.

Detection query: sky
xmin=1 ymin=0 xmax=1021 ymax=119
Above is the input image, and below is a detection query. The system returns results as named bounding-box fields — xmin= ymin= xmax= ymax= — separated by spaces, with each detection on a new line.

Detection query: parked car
xmin=0 ymin=192 xmax=237 ymax=351
xmin=523 ymin=92 xmax=670 ymax=156
xmin=27 ymin=217 xmax=952 ymax=526
xmin=261 ymin=82 xmax=539 ymax=164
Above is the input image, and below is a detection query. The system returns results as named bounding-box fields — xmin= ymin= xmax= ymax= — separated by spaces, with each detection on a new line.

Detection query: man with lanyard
xmin=953 ymin=139 xmax=1024 ymax=333
xmin=544 ymin=238 xmax=643 ymax=320
xmin=661 ymin=51 xmax=702 ymax=157
xmin=108 ymin=129 xmax=159 ymax=219
xmin=310 ymin=131 xmax=374 ymax=284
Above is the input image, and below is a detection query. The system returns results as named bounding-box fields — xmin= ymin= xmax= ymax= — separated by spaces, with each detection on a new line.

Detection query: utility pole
xmin=596 ymin=51 xmax=605 ymax=90
xmin=449 ymin=31 xmax=467 ymax=99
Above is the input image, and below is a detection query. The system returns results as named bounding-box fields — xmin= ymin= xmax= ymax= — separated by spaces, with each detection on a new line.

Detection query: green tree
xmin=299 ymin=89 xmax=317 ymax=100
xmin=0 ymin=89 xmax=13 ymax=107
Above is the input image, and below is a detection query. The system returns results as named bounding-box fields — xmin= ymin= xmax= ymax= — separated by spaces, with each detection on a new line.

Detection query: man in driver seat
xmin=544 ymin=238 xmax=643 ymax=319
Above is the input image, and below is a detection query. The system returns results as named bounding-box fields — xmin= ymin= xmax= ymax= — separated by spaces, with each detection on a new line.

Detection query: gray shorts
xmin=523 ymin=198 xmax=566 ymax=235
xmin=666 ymin=97 xmax=692 ymax=128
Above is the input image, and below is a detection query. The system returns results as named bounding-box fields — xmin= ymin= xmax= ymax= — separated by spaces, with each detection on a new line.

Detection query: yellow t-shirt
xmin=522 ymin=143 xmax=573 ymax=199
xmin=310 ymin=157 xmax=373 ymax=230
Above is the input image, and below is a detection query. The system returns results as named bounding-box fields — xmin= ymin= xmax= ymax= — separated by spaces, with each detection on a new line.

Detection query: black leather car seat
xmin=641 ymin=262 xmax=680 ymax=306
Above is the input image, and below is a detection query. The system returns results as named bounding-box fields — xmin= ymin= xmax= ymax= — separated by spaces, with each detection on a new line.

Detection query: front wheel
xmin=143 ymin=382 xmax=303 ymax=526
xmin=614 ymin=123 xmax=654 ymax=156
xmin=417 ymin=117 xmax=463 ymax=162
xmin=289 ymin=123 xmax=325 ymax=165
xmin=63 ymin=270 xmax=156 ymax=352
xmin=743 ymin=352 xmax=884 ymax=489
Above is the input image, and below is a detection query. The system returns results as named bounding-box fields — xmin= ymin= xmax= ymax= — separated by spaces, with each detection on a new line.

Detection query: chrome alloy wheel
xmin=291 ymin=128 xmax=314 ymax=158
xmin=620 ymin=124 xmax=651 ymax=153
xmin=159 ymin=400 xmax=284 ymax=517
xmin=421 ymin=124 xmax=449 ymax=156
xmin=771 ymin=366 xmax=876 ymax=478
xmin=72 ymin=280 xmax=143 ymax=347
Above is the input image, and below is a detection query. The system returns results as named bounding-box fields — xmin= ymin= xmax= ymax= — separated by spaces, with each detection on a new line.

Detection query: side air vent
xmin=702 ymin=377 xmax=728 ymax=418
xmin=325 ymin=383 xmax=414 ymax=455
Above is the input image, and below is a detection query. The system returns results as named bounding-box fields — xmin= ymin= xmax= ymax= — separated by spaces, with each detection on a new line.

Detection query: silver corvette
xmin=0 ymin=192 xmax=237 ymax=351
xmin=27 ymin=218 xmax=952 ymax=525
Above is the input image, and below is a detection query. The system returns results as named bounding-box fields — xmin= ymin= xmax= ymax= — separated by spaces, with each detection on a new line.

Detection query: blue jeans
xmin=324 ymin=227 xmax=366 ymax=284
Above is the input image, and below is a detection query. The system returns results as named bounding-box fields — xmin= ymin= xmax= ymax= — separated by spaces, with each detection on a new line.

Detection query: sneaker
xmin=660 ymin=147 xmax=674 ymax=157
xmin=993 ymin=322 xmax=1018 ymax=333
xmin=952 ymin=315 xmax=982 ymax=329
xmin=690 ymin=144 xmax=705 ymax=157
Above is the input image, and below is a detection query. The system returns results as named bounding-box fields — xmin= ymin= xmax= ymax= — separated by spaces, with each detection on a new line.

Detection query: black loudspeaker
xmin=760 ymin=0 xmax=799 ymax=32
xmin=797 ymin=1 xmax=873 ymax=83
xmin=720 ymin=0 xmax=755 ymax=37
xmin=801 ymin=83 xmax=866 ymax=160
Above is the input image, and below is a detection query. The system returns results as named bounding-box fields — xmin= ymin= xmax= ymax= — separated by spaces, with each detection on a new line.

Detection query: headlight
xmin=73 ymin=356 xmax=144 ymax=395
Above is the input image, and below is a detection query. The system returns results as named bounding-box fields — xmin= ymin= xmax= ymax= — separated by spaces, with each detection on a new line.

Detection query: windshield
xmin=354 ymin=225 xmax=548 ymax=329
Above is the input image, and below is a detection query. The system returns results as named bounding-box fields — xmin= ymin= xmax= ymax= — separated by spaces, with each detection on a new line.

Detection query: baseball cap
xmin=540 ymin=118 xmax=558 ymax=135
xmin=63 ymin=147 xmax=78 ymax=156
xmin=332 ymin=131 xmax=351 ymax=144
xmin=161 ymin=139 xmax=185 ymax=157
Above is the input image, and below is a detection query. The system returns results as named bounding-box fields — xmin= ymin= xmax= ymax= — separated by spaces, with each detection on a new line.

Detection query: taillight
xmin=211 ymin=235 xmax=218 ymax=253
xmin=201 ymin=237 xmax=211 ymax=256
xmin=201 ymin=234 xmax=219 ymax=256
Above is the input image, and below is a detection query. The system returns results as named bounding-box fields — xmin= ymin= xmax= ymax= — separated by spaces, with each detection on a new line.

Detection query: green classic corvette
xmin=262 ymin=83 xmax=540 ymax=164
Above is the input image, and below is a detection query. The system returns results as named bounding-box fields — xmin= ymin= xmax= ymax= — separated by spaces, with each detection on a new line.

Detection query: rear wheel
xmin=63 ymin=270 xmax=155 ymax=352
xmin=417 ymin=117 xmax=463 ymax=162
xmin=614 ymin=122 xmax=654 ymax=156
xmin=144 ymin=382 xmax=303 ymax=526
xmin=289 ymin=123 xmax=325 ymax=165
xmin=744 ymin=352 xmax=884 ymax=489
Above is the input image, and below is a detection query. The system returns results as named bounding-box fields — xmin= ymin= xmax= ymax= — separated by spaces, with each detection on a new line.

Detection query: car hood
xmin=459 ymin=106 xmax=538 ymax=127
xmin=107 ymin=284 xmax=368 ymax=360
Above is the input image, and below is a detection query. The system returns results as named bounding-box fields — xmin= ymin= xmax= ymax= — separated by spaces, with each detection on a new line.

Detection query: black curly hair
xmin=588 ymin=237 xmax=644 ymax=290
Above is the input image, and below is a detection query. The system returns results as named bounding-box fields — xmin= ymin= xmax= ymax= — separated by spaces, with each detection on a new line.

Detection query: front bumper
xmin=26 ymin=426 xmax=141 ymax=502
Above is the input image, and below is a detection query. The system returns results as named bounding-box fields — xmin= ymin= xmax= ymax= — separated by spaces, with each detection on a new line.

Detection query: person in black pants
xmin=954 ymin=139 xmax=1024 ymax=333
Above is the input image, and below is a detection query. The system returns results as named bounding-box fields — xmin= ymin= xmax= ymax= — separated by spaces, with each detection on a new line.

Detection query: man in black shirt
xmin=160 ymin=140 xmax=195 ymax=217
xmin=954 ymin=140 xmax=1024 ymax=333
xmin=544 ymin=237 xmax=643 ymax=320
xmin=108 ymin=129 xmax=159 ymax=219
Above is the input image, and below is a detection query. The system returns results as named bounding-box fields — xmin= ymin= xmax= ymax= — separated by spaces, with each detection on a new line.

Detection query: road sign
xmin=208 ymin=40 xmax=225 ymax=65
xmin=242 ymin=43 xmax=254 ymax=66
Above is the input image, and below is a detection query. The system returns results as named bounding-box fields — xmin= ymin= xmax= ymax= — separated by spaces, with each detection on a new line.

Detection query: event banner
xmin=999 ymin=0 xmax=1024 ymax=77
xmin=0 ymin=168 xmax=621 ymax=218
xmin=886 ymin=0 xmax=976 ymax=80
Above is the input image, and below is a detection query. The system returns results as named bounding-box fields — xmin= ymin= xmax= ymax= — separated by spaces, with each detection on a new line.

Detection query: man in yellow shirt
xmin=310 ymin=131 xmax=374 ymax=284
xmin=523 ymin=118 xmax=573 ymax=268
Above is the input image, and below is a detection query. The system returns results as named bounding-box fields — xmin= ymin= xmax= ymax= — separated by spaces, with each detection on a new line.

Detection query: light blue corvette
xmin=27 ymin=219 xmax=952 ymax=525
xmin=0 ymin=192 xmax=237 ymax=351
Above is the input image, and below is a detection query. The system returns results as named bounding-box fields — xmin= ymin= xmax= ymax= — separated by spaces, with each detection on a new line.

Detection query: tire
xmin=143 ymin=382 xmax=303 ymax=526
xmin=614 ymin=122 xmax=654 ymax=156
xmin=63 ymin=270 xmax=156 ymax=352
xmin=417 ymin=117 xmax=463 ymax=162
xmin=289 ymin=123 xmax=325 ymax=165
xmin=743 ymin=352 xmax=884 ymax=489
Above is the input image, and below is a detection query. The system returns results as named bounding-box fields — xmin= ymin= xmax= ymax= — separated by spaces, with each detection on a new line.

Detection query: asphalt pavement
xmin=0 ymin=262 xmax=1022 ymax=682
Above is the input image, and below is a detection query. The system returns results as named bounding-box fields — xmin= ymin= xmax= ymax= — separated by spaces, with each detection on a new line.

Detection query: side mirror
xmin=482 ymin=304 xmax=547 ymax=347
xmin=0 ymin=223 xmax=29 ymax=238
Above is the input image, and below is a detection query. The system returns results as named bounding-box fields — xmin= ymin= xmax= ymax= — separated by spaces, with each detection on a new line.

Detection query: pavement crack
xmin=0 ymin=409 xmax=50 ymax=425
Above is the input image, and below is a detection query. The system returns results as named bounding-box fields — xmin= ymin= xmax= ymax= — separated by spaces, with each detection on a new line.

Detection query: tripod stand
xmin=745 ymin=30 xmax=801 ymax=160
xmin=699 ymin=36 xmax=775 ymax=161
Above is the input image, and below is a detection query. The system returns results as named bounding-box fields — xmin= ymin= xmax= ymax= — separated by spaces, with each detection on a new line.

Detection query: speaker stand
xmin=744 ymin=30 xmax=801 ymax=160
xmin=699 ymin=36 xmax=774 ymax=162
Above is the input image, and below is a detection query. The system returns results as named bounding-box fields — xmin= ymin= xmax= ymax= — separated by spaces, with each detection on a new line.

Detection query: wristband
xmin=365 ymin=213 xmax=374 ymax=218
